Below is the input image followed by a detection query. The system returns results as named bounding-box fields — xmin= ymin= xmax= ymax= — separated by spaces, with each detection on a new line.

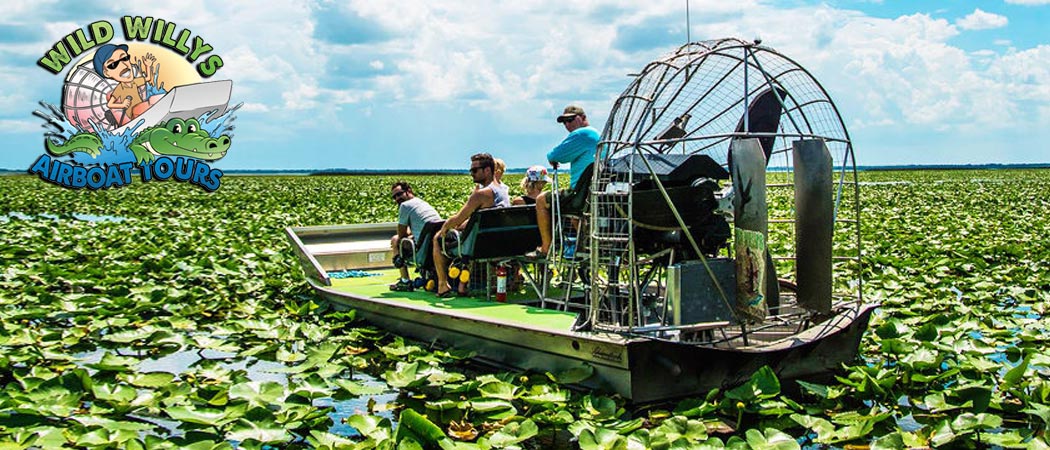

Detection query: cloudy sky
xmin=1 ymin=0 xmax=1048 ymax=170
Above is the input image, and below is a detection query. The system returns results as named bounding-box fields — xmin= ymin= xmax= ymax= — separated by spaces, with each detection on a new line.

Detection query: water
xmin=316 ymin=384 xmax=400 ymax=437
xmin=199 ymin=103 xmax=241 ymax=138
xmin=74 ymin=347 xmax=397 ymax=437
xmin=1012 ymin=305 xmax=1040 ymax=320
xmin=70 ymin=119 xmax=145 ymax=165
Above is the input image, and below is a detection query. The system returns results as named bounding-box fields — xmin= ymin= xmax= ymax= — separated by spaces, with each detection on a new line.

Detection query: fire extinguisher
xmin=495 ymin=264 xmax=507 ymax=303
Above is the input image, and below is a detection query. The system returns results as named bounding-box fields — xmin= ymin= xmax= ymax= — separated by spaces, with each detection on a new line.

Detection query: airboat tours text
xmin=37 ymin=17 xmax=224 ymax=77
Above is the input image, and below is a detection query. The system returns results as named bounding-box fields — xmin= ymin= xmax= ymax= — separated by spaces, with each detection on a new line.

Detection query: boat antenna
xmin=685 ymin=0 xmax=691 ymax=44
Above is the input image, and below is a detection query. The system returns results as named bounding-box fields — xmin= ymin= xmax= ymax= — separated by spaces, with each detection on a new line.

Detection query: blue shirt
xmin=547 ymin=126 xmax=599 ymax=189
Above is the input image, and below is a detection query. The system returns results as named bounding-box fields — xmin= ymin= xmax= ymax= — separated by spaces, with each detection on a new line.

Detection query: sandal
xmin=523 ymin=249 xmax=548 ymax=260
xmin=436 ymin=290 xmax=455 ymax=298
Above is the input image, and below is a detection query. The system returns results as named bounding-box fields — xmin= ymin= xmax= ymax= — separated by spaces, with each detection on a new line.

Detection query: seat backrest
xmin=459 ymin=205 xmax=541 ymax=259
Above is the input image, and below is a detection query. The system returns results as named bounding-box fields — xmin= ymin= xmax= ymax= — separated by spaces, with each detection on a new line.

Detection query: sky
xmin=1 ymin=0 xmax=1048 ymax=170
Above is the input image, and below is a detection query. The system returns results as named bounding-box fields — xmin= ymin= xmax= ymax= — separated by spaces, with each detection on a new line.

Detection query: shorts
xmin=557 ymin=186 xmax=588 ymax=215
xmin=552 ymin=163 xmax=593 ymax=215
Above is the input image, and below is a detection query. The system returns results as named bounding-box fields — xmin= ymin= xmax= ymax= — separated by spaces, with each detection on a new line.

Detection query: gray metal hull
xmin=309 ymin=278 xmax=875 ymax=404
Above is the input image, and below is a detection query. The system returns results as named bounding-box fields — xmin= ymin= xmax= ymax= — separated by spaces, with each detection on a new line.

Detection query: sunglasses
xmin=469 ymin=166 xmax=485 ymax=174
xmin=106 ymin=54 xmax=131 ymax=70
xmin=558 ymin=115 xmax=576 ymax=124
xmin=392 ymin=190 xmax=406 ymax=199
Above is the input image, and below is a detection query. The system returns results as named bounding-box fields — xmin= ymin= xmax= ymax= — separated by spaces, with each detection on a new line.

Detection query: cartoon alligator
xmin=45 ymin=117 xmax=231 ymax=164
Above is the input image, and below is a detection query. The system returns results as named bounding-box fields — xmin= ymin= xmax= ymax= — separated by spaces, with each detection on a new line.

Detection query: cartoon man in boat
xmin=93 ymin=43 xmax=162 ymax=127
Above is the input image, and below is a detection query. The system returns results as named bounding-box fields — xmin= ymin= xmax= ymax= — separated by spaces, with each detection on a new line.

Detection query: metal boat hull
xmin=288 ymin=224 xmax=875 ymax=404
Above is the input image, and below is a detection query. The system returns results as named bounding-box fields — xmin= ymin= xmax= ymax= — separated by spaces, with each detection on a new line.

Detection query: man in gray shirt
xmin=391 ymin=181 xmax=442 ymax=291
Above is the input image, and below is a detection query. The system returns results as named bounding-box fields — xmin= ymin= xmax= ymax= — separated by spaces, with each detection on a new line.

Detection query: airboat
xmin=287 ymin=38 xmax=876 ymax=404
xmin=61 ymin=57 xmax=232 ymax=134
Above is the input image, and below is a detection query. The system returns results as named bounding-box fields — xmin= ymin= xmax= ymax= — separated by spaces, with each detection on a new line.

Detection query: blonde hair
xmin=520 ymin=176 xmax=547 ymax=192
xmin=494 ymin=158 xmax=505 ymax=181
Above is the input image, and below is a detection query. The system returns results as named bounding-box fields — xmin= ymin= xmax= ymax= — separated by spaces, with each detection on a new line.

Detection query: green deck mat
xmin=328 ymin=269 xmax=578 ymax=331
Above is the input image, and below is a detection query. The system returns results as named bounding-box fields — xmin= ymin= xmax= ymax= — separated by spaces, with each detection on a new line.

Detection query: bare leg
xmin=391 ymin=235 xmax=410 ymax=280
xmin=536 ymin=191 xmax=552 ymax=254
xmin=457 ymin=264 xmax=468 ymax=295
xmin=433 ymin=239 xmax=451 ymax=295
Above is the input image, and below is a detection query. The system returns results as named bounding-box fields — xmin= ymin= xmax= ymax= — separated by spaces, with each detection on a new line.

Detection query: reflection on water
xmin=316 ymin=386 xmax=400 ymax=437
xmin=74 ymin=347 xmax=397 ymax=437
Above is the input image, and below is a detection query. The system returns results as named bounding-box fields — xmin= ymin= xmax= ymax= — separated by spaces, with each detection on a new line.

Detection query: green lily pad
xmin=395 ymin=409 xmax=449 ymax=446
xmin=85 ymin=352 xmax=140 ymax=372
xmin=521 ymin=384 xmax=570 ymax=404
xmin=91 ymin=381 xmax=138 ymax=404
xmin=332 ymin=378 xmax=387 ymax=397
xmin=229 ymin=380 xmax=286 ymax=406
xmin=725 ymin=366 xmax=780 ymax=403
xmin=164 ymin=403 xmax=247 ymax=427
xmin=384 ymin=361 xmax=424 ymax=389
xmin=545 ymin=364 xmax=594 ymax=384
xmin=346 ymin=414 xmax=393 ymax=441
xmin=226 ymin=417 xmax=292 ymax=444
xmin=478 ymin=380 xmax=518 ymax=401
xmin=743 ymin=428 xmax=799 ymax=450
xmin=576 ymin=426 xmax=626 ymax=450
xmin=486 ymin=419 xmax=538 ymax=449
xmin=122 ymin=371 xmax=176 ymax=388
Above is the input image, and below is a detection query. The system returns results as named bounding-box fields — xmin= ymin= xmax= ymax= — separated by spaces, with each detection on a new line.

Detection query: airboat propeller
xmin=587 ymin=37 xmax=863 ymax=338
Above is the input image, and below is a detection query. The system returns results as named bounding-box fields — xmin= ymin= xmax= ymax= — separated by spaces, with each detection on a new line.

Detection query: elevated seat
xmin=446 ymin=205 xmax=541 ymax=260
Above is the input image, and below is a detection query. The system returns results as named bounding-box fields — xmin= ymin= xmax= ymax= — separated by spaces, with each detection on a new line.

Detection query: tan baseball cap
xmin=557 ymin=105 xmax=585 ymax=123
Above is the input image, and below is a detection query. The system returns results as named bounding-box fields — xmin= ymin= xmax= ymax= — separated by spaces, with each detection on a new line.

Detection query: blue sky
xmin=1 ymin=0 xmax=1048 ymax=170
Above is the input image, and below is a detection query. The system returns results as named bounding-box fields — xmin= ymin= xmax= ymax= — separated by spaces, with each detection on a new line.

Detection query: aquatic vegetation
xmin=0 ymin=169 xmax=1047 ymax=448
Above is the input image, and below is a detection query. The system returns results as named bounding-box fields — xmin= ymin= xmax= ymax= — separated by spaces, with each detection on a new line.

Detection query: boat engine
xmin=606 ymin=153 xmax=731 ymax=261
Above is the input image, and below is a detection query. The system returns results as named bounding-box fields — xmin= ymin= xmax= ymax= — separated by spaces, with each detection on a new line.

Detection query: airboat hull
xmin=286 ymin=223 xmax=875 ymax=404
xmin=113 ymin=80 xmax=232 ymax=134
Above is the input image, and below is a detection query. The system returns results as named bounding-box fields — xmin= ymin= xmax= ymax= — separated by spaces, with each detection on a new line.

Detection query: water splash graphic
xmin=200 ymin=102 xmax=242 ymax=138
xmin=68 ymin=119 xmax=144 ymax=165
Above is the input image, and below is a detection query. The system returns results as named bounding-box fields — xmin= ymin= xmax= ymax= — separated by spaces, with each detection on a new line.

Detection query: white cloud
xmin=239 ymin=102 xmax=270 ymax=112
xmin=1005 ymin=0 xmax=1050 ymax=4
xmin=280 ymin=78 xmax=373 ymax=111
xmin=2 ymin=0 xmax=1049 ymax=166
xmin=956 ymin=8 xmax=1008 ymax=30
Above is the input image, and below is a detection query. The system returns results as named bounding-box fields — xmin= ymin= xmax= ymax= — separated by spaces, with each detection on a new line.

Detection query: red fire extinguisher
xmin=495 ymin=264 xmax=507 ymax=302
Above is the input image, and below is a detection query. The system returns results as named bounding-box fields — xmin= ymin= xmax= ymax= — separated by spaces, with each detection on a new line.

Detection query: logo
xmin=28 ymin=16 xmax=238 ymax=192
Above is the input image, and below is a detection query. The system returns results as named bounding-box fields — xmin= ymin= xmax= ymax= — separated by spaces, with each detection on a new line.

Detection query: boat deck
xmin=329 ymin=269 xmax=580 ymax=333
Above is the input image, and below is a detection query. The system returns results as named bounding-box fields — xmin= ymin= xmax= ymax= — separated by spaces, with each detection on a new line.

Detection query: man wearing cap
xmin=534 ymin=105 xmax=600 ymax=255
xmin=94 ymin=44 xmax=160 ymax=126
